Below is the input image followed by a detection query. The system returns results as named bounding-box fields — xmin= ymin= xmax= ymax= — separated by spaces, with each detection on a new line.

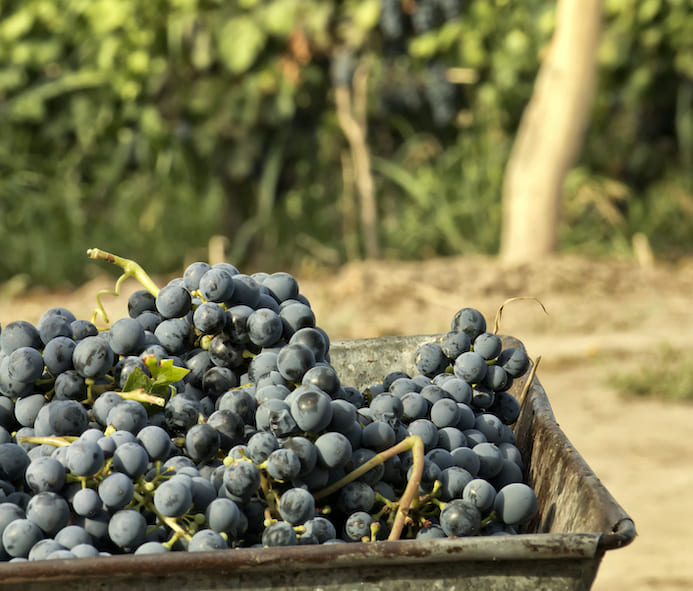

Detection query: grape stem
xmin=86 ymin=247 xmax=161 ymax=323
xmin=312 ymin=435 xmax=424 ymax=541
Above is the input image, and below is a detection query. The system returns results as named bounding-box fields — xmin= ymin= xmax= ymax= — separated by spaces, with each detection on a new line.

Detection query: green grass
xmin=608 ymin=345 xmax=693 ymax=402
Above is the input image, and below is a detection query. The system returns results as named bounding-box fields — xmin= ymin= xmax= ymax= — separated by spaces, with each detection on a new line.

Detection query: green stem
xmin=387 ymin=436 xmax=424 ymax=541
xmin=314 ymin=436 xmax=422 ymax=501
xmin=16 ymin=435 xmax=76 ymax=447
xmin=86 ymin=248 xmax=161 ymax=322
xmin=120 ymin=388 xmax=167 ymax=407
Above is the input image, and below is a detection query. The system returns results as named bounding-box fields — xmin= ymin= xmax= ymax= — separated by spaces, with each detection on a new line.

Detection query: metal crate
xmin=0 ymin=334 xmax=635 ymax=591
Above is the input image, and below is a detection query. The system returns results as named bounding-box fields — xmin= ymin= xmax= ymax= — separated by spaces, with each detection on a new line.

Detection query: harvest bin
xmin=0 ymin=334 xmax=636 ymax=591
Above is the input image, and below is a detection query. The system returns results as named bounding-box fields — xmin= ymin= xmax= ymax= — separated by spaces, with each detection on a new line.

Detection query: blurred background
xmin=1 ymin=2 xmax=693 ymax=589
xmin=0 ymin=0 xmax=690 ymax=288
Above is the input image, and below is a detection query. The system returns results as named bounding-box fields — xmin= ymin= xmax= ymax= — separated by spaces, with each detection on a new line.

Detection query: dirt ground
xmin=2 ymin=254 xmax=692 ymax=590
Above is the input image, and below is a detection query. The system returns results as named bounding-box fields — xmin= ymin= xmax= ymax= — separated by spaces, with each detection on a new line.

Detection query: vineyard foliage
xmin=0 ymin=0 xmax=691 ymax=285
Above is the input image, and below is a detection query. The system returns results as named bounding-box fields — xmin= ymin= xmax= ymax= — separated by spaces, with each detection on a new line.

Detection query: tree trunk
xmin=500 ymin=0 xmax=603 ymax=263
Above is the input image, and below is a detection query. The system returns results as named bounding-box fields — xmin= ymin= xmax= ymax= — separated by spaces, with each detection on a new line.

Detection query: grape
xmin=453 ymin=351 xmax=488 ymax=384
xmin=437 ymin=426 xmax=467 ymax=451
xmin=497 ymin=347 xmax=531 ymax=378
xmin=108 ymin=317 xmax=145 ymax=356
xmin=188 ymin=529 xmax=227 ymax=552
xmin=493 ymin=483 xmax=538 ymax=526
xmin=416 ymin=523 xmax=447 ymax=540
xmin=26 ymin=491 xmax=70 ymax=536
xmin=262 ymin=272 xmax=299 ymax=303
xmin=415 ymin=342 xmax=449 ymax=378
xmin=154 ymin=478 xmax=193 ymax=518
xmin=314 ymin=431 xmax=352 ymax=469
xmin=217 ymin=388 xmax=256 ymax=424
xmin=128 ymin=289 xmax=157 ymax=318
xmin=262 ymin=520 xmax=297 ymax=547
xmin=70 ymin=543 xmax=101 ymax=557
xmin=290 ymin=387 xmax=333 ymax=433
xmin=338 ymin=481 xmax=375 ymax=513
xmin=279 ymin=302 xmax=315 ymax=338
xmin=106 ymin=399 xmax=148 ymax=434
xmin=183 ymin=262 xmax=212 ymax=291
xmin=483 ymin=364 xmax=510 ymax=391
xmin=0 ymin=321 xmax=42 ymax=355
xmin=247 ymin=431 xmax=279 ymax=464
xmin=98 ymin=472 xmax=134 ymax=510
xmin=14 ymin=394 xmax=45 ymax=428
xmin=198 ymin=268 xmax=235 ymax=303
xmin=361 ymin=420 xmax=396 ymax=452
xmin=278 ymin=487 xmax=315 ymax=525
xmin=451 ymin=308 xmax=487 ymax=340
xmin=439 ymin=464 xmax=473 ymax=501
xmin=401 ymin=392 xmax=429 ymax=422
xmin=108 ymin=509 xmax=146 ymax=550
xmin=65 ymin=439 xmax=104 ymax=477
xmin=343 ymin=511 xmax=372 ymax=542
xmin=34 ymin=400 xmax=88 ymax=437
xmin=281 ymin=436 xmax=318 ymax=477
xmin=229 ymin=275 xmax=262 ymax=308
xmin=302 ymin=364 xmax=340 ymax=396
xmin=155 ymin=317 xmax=192 ymax=354
xmin=440 ymin=331 xmax=471 ymax=362
xmin=430 ymin=398 xmax=461 ymax=428
xmin=8 ymin=347 xmax=44 ymax=384
xmin=490 ymin=459 xmax=524 ymax=490
xmin=72 ymin=336 xmax=114 ymax=379
xmin=193 ymin=302 xmax=227 ymax=335
xmin=113 ymin=356 xmax=148 ymax=389
xmin=247 ymin=351 xmax=279 ymax=383
xmin=156 ymin=284 xmax=192 ymax=319
xmin=406 ymin=419 xmax=438 ymax=453
xmin=277 ymin=342 xmax=315 ymax=383
xmin=71 ymin=487 xmax=101 ymax=517
xmin=247 ymin=309 xmax=283 ymax=347
xmin=2 ymin=518 xmax=43 ymax=558
xmin=303 ymin=516 xmax=337 ymax=544
xmin=112 ymin=442 xmax=149 ymax=478
xmin=462 ymin=478 xmax=497 ymax=514
xmin=473 ymin=332 xmax=503 ymax=360
xmin=266 ymin=448 xmax=301 ymax=482
xmin=135 ymin=311 xmax=162 ymax=333
xmin=205 ymin=497 xmax=242 ymax=537
xmin=28 ymin=538 xmax=67 ymax=561
xmin=55 ymin=525 xmax=92 ymax=549
xmin=164 ymin=395 xmax=202 ymax=436
xmin=223 ymin=460 xmax=261 ymax=502
xmin=470 ymin=385 xmax=495 ymax=410
xmin=24 ymin=456 xmax=66 ymax=493
xmin=450 ymin=447 xmax=480 ymax=476
xmin=43 ymin=337 xmax=76 ymax=376
xmin=439 ymin=499 xmax=481 ymax=537
xmin=425 ymin=447 xmax=455 ymax=470
xmin=71 ymin=320 xmax=98 ymax=341
xmin=208 ymin=334 xmax=244 ymax=369
xmin=185 ymin=423 xmax=220 ymax=464
xmin=488 ymin=391 xmax=522 ymax=425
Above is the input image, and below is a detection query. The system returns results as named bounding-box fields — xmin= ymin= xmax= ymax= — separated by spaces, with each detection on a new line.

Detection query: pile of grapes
xmin=0 ymin=249 xmax=538 ymax=561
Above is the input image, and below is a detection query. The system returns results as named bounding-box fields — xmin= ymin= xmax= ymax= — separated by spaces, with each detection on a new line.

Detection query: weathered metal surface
xmin=0 ymin=334 xmax=636 ymax=591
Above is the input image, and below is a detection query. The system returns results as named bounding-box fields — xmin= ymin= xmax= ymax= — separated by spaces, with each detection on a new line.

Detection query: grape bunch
xmin=0 ymin=248 xmax=538 ymax=562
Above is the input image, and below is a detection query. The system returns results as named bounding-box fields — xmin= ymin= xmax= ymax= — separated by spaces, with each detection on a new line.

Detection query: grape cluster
xmin=0 ymin=251 xmax=537 ymax=562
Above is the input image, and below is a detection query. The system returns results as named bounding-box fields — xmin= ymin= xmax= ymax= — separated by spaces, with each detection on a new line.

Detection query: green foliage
xmin=0 ymin=0 xmax=690 ymax=286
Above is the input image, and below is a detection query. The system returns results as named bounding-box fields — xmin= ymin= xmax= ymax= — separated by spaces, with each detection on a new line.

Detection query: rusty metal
xmin=0 ymin=334 xmax=635 ymax=591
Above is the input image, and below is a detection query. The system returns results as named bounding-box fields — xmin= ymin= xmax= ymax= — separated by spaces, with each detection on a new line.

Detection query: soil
xmin=2 ymin=254 xmax=692 ymax=590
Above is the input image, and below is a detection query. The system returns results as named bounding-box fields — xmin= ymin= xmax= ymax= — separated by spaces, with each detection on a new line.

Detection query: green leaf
xmin=218 ymin=16 xmax=266 ymax=74
xmin=149 ymin=357 xmax=191 ymax=389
